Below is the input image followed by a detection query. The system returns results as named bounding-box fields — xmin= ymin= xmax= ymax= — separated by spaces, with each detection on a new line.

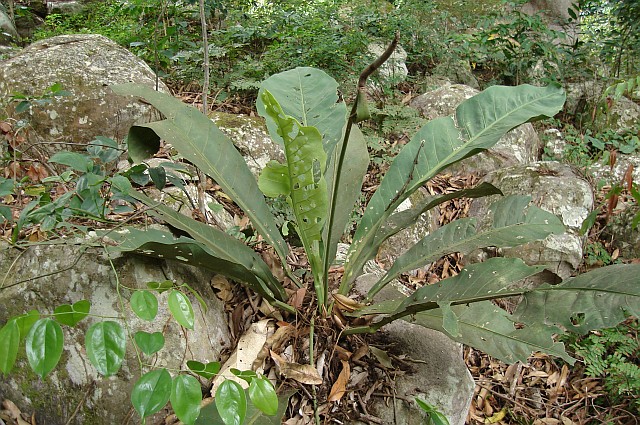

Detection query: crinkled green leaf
xmin=131 ymin=290 xmax=159 ymax=321
xmin=215 ymin=380 xmax=247 ymax=425
xmin=111 ymin=84 xmax=289 ymax=273
xmin=257 ymin=67 xmax=347 ymax=159
xmin=53 ymin=300 xmax=90 ymax=326
xmin=0 ymin=319 xmax=20 ymax=374
xmin=168 ymin=290 xmax=195 ymax=330
xmin=248 ymin=376 xmax=278 ymax=416
xmin=171 ymin=374 xmax=202 ymax=425
xmin=343 ymin=84 xmax=566 ymax=287
xmin=131 ymin=369 xmax=172 ymax=419
xmin=25 ymin=318 xmax=64 ymax=378
xmin=134 ymin=331 xmax=165 ymax=356
xmin=513 ymin=263 xmax=640 ymax=334
xmin=85 ymin=321 xmax=126 ymax=376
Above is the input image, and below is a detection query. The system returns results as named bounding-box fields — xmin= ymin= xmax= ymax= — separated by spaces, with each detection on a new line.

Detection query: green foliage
xmin=571 ymin=320 xmax=640 ymax=412
xmin=415 ymin=398 xmax=450 ymax=425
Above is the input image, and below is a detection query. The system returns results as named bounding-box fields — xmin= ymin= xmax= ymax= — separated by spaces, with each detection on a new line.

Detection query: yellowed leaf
xmin=484 ymin=407 xmax=506 ymax=424
xmin=328 ymin=360 xmax=351 ymax=402
xmin=271 ymin=350 xmax=323 ymax=385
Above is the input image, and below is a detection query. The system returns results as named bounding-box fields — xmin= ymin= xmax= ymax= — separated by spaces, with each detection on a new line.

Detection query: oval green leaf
xmin=25 ymin=318 xmax=64 ymax=378
xmin=53 ymin=300 xmax=90 ymax=326
xmin=0 ymin=320 xmax=20 ymax=374
xmin=15 ymin=310 xmax=40 ymax=340
xmin=215 ymin=380 xmax=247 ymax=425
xmin=248 ymin=376 xmax=278 ymax=416
xmin=187 ymin=360 xmax=221 ymax=380
xmin=134 ymin=331 xmax=165 ymax=356
xmin=131 ymin=290 xmax=159 ymax=321
xmin=170 ymin=374 xmax=202 ymax=425
xmin=131 ymin=368 xmax=172 ymax=419
xmin=147 ymin=280 xmax=173 ymax=293
xmin=85 ymin=321 xmax=126 ymax=376
xmin=168 ymin=290 xmax=194 ymax=330
xmin=231 ymin=368 xmax=257 ymax=384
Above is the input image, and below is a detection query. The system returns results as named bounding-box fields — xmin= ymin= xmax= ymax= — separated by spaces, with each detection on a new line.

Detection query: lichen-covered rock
xmin=604 ymin=206 xmax=640 ymax=259
xmin=0 ymin=242 xmax=230 ymax=425
xmin=210 ymin=111 xmax=284 ymax=177
xmin=0 ymin=34 xmax=168 ymax=160
xmin=409 ymin=84 xmax=541 ymax=175
xmin=468 ymin=161 xmax=594 ymax=280
xmin=588 ymin=154 xmax=640 ymax=184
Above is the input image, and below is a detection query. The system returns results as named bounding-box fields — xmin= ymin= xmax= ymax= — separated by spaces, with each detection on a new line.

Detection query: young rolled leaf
xmin=342 ymin=84 xmax=566 ymax=288
xmin=111 ymin=84 xmax=290 ymax=273
xmin=171 ymin=374 xmax=202 ymax=425
xmin=0 ymin=320 xmax=20 ymax=374
xmin=168 ymin=290 xmax=195 ymax=330
xmin=367 ymin=195 xmax=564 ymax=298
xmin=25 ymin=318 xmax=64 ymax=378
xmin=131 ymin=368 xmax=172 ymax=419
xmin=513 ymin=263 xmax=640 ymax=334
xmin=85 ymin=321 xmax=126 ymax=376
xmin=257 ymin=67 xmax=347 ymax=159
xmin=215 ymin=379 xmax=247 ymax=425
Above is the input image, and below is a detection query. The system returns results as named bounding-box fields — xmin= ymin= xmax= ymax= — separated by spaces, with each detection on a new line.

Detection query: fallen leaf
xmin=27 ymin=163 xmax=48 ymax=183
xmin=352 ymin=344 xmax=369 ymax=362
xmin=369 ymin=346 xmax=393 ymax=369
xmin=484 ymin=408 xmax=506 ymax=424
xmin=334 ymin=345 xmax=352 ymax=361
xmin=332 ymin=293 xmax=363 ymax=312
xmin=328 ymin=360 xmax=351 ymax=402
xmin=271 ymin=350 xmax=323 ymax=385
xmin=211 ymin=275 xmax=233 ymax=302
xmin=289 ymin=287 xmax=306 ymax=310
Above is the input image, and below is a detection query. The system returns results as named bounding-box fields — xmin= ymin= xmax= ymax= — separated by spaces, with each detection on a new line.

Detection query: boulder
xmin=468 ymin=161 xmax=593 ymax=280
xmin=409 ymin=84 xmax=541 ymax=175
xmin=0 ymin=241 xmax=231 ymax=425
xmin=0 ymin=34 xmax=168 ymax=160
xmin=367 ymin=42 xmax=408 ymax=84
xmin=0 ymin=5 xmax=18 ymax=44
xmin=604 ymin=205 xmax=640 ymax=260
xmin=521 ymin=0 xmax=579 ymax=45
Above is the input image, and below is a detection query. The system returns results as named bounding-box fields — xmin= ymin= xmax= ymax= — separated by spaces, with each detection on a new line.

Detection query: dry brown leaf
xmin=0 ymin=121 xmax=11 ymax=133
xmin=334 ymin=345 xmax=352 ymax=361
xmin=328 ymin=360 xmax=351 ymax=402
xmin=270 ymin=350 xmax=323 ymax=385
xmin=332 ymin=293 xmax=363 ymax=312
xmin=211 ymin=275 xmax=234 ymax=302
xmin=27 ymin=163 xmax=48 ymax=182
xmin=352 ymin=344 xmax=369 ymax=362
xmin=289 ymin=287 xmax=306 ymax=310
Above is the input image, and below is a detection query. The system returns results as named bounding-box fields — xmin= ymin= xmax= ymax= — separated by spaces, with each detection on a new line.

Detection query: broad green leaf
xmin=131 ymin=290 xmax=159 ymax=321
xmin=367 ymin=195 xmax=564 ymax=298
xmin=248 ymin=376 xmax=278 ymax=416
xmin=0 ymin=320 xmax=20 ymax=374
xmin=343 ymin=84 xmax=566 ymax=288
xmin=131 ymin=369 xmax=172 ymax=419
xmin=257 ymin=67 xmax=347 ymax=159
xmin=196 ymin=389 xmax=295 ymax=425
xmin=171 ymin=374 xmax=202 ymax=425
xmin=88 ymin=136 xmax=120 ymax=164
xmin=187 ymin=360 xmax=221 ymax=379
xmin=148 ymin=166 xmax=167 ymax=190
xmin=15 ymin=310 xmax=40 ymax=340
xmin=324 ymin=125 xmax=369 ymax=272
xmin=258 ymin=161 xmax=290 ymax=198
xmin=134 ymin=331 xmax=165 ymax=356
xmin=25 ymin=318 xmax=64 ymax=378
xmin=415 ymin=399 xmax=450 ymax=425
xmin=48 ymin=151 xmax=93 ymax=173
xmin=413 ymin=301 xmax=573 ymax=364
xmin=260 ymin=90 xmax=328 ymax=304
xmin=111 ymin=84 xmax=289 ymax=273
xmin=85 ymin=321 xmax=126 ymax=376
xmin=513 ymin=263 xmax=640 ymax=334
xmin=168 ymin=290 xmax=195 ymax=330
xmin=215 ymin=380 xmax=247 ymax=425
xmin=53 ymin=300 xmax=90 ymax=326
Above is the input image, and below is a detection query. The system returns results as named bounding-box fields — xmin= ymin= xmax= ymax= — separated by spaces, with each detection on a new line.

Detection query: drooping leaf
xmin=260 ymin=90 xmax=328 ymax=304
xmin=53 ymin=300 xmax=90 ymax=326
xmin=134 ymin=331 xmax=165 ymax=356
xmin=413 ymin=301 xmax=573 ymax=364
xmin=130 ymin=290 xmax=159 ymax=321
xmin=168 ymin=290 xmax=195 ymax=330
xmin=131 ymin=369 xmax=172 ymax=419
xmin=343 ymin=84 xmax=566 ymax=288
xmin=171 ymin=374 xmax=202 ymax=425
xmin=25 ymin=318 xmax=64 ymax=378
xmin=111 ymin=84 xmax=289 ymax=273
xmin=85 ymin=321 xmax=126 ymax=376
xmin=215 ymin=380 xmax=247 ymax=425
xmin=187 ymin=360 xmax=221 ymax=380
xmin=0 ymin=320 xmax=20 ymax=374
xmin=513 ymin=263 xmax=640 ymax=334
xmin=257 ymin=67 xmax=347 ymax=159
xmin=367 ymin=195 xmax=564 ymax=298
xmin=248 ymin=376 xmax=278 ymax=416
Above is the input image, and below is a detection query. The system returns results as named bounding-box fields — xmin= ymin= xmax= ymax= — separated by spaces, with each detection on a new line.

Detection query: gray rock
xmin=0 ymin=242 xmax=231 ymax=425
xmin=588 ymin=154 xmax=640 ymax=184
xmin=598 ymin=96 xmax=640 ymax=132
xmin=368 ymin=42 xmax=408 ymax=84
xmin=0 ymin=6 xmax=18 ymax=44
xmin=0 ymin=34 xmax=168 ymax=160
xmin=352 ymin=273 xmax=474 ymax=425
xmin=604 ymin=205 xmax=640 ymax=259
xmin=410 ymin=84 xmax=541 ymax=175
xmin=521 ymin=0 xmax=579 ymax=45
xmin=47 ymin=0 xmax=87 ymax=15
xmin=469 ymin=161 xmax=593 ymax=280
